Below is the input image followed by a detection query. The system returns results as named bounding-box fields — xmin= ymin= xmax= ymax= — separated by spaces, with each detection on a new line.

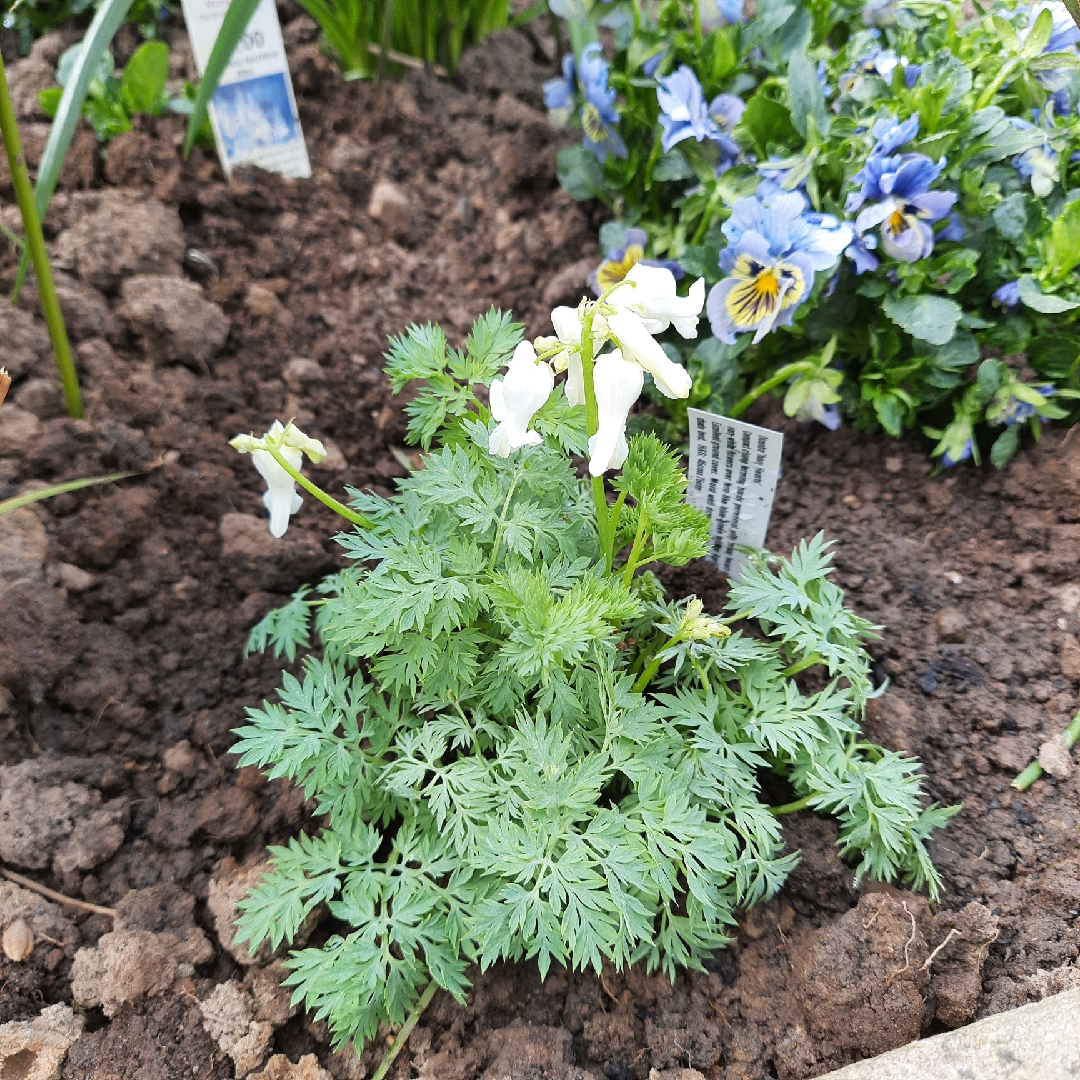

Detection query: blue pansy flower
xmin=846 ymin=232 xmax=879 ymax=275
xmin=642 ymin=47 xmax=667 ymax=78
xmin=543 ymin=53 xmax=575 ymax=128
xmin=1010 ymin=116 xmax=1058 ymax=197
xmin=871 ymin=113 xmax=919 ymax=156
xmin=715 ymin=0 xmax=744 ymax=25
xmin=656 ymin=66 xmax=739 ymax=160
xmin=1002 ymin=385 xmax=1055 ymax=426
xmin=849 ymin=154 xmax=957 ymax=262
xmin=589 ymin=227 xmax=684 ymax=296
xmin=939 ymin=213 xmax=965 ymax=242
xmin=993 ymin=280 xmax=1021 ymax=308
xmin=578 ymin=43 xmax=626 ymax=161
xmin=904 ymin=63 xmax=923 ymax=88
xmin=723 ymin=191 xmax=855 ymax=273
xmin=711 ymin=93 xmax=746 ymax=134
xmin=706 ymin=232 xmax=815 ymax=344
xmin=942 ymin=439 xmax=973 ymax=467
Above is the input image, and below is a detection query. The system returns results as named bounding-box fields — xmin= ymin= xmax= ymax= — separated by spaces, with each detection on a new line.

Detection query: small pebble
xmin=1039 ymin=733 xmax=1074 ymax=780
xmin=885 ymin=456 xmax=903 ymax=473
xmin=3 ymin=918 xmax=34 ymax=962
xmin=944 ymin=570 xmax=963 ymax=584
xmin=934 ymin=608 xmax=968 ymax=644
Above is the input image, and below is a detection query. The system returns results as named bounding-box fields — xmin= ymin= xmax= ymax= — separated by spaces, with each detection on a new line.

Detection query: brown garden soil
xmin=1 ymin=13 xmax=1079 ymax=1080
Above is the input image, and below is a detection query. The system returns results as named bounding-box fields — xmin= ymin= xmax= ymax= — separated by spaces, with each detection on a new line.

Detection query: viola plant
xmin=229 ymin=272 xmax=956 ymax=1059
xmin=546 ymin=0 xmax=1080 ymax=466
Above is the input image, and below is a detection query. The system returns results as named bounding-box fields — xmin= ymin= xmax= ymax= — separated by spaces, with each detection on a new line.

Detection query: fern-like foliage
xmin=233 ymin=310 xmax=957 ymax=1052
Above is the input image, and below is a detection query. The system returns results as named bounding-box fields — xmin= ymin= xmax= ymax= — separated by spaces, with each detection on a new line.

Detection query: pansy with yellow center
xmin=588 ymin=226 xmax=685 ymax=296
xmin=706 ymin=233 xmax=814 ymax=345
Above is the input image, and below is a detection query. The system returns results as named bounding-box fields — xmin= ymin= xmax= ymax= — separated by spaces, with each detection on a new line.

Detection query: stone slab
xmin=815 ymin=988 xmax=1079 ymax=1079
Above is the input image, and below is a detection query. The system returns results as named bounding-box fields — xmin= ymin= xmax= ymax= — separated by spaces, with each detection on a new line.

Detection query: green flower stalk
xmin=0 ymin=51 xmax=82 ymax=419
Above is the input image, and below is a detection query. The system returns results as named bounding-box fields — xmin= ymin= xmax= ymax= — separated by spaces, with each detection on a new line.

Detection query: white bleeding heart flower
xmin=610 ymin=263 xmax=706 ymax=339
xmin=606 ymin=308 xmax=693 ymax=399
xmin=588 ymin=349 xmax=644 ymax=476
xmin=489 ymin=341 xmax=554 ymax=457
xmin=549 ymin=305 xmax=608 ymax=406
xmin=230 ymin=420 xmax=326 ymax=538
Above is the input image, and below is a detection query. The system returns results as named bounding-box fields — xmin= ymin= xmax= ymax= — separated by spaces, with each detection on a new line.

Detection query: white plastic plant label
xmin=686 ymin=408 xmax=784 ymax=579
xmin=180 ymin=0 xmax=311 ymax=179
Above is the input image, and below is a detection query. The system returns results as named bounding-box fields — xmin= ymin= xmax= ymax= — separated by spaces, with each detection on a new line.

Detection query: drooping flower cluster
xmin=491 ymin=264 xmax=704 ymax=475
xmin=230 ymin=421 xmax=327 ymax=537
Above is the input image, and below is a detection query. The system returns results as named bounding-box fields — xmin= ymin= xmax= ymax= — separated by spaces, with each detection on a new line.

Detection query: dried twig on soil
xmin=0 ymin=367 xmax=10 ymax=409
xmin=0 ymin=865 xmax=118 ymax=918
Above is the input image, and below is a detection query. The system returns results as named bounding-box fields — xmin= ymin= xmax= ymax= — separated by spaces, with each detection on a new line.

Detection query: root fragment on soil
xmin=920 ymin=928 xmax=963 ymax=973
xmin=885 ymin=901 xmax=918 ymax=987
xmin=0 ymin=865 xmax=118 ymax=918
xmin=862 ymin=897 xmax=889 ymax=930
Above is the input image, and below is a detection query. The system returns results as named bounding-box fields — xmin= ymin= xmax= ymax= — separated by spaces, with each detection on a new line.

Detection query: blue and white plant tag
xmin=686 ymin=408 xmax=784 ymax=579
xmin=180 ymin=0 xmax=311 ymax=180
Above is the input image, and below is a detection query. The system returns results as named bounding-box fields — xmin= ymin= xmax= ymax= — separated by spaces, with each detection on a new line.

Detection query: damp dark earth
xmin=2 ymin=12 xmax=1080 ymax=1080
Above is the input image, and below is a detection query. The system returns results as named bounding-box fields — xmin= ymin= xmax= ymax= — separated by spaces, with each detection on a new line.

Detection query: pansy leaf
xmin=881 ymin=295 xmax=962 ymax=346
xmin=557 ymin=145 xmax=607 ymax=202
xmin=1017 ymin=276 xmax=1080 ymax=313
xmin=653 ymin=149 xmax=695 ymax=182
xmin=787 ymin=50 xmax=829 ymax=138
xmin=990 ymin=425 xmax=1020 ymax=469
xmin=992 ymin=193 xmax=1028 ymax=243
xmin=737 ymin=95 xmax=799 ymax=158
xmin=1027 ymin=334 xmax=1080 ymax=379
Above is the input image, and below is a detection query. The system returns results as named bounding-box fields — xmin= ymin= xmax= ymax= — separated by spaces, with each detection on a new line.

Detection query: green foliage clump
xmin=232 ymin=309 xmax=956 ymax=1052
xmin=294 ymin=0 xmax=513 ymax=79
xmin=38 ymin=40 xmax=181 ymax=142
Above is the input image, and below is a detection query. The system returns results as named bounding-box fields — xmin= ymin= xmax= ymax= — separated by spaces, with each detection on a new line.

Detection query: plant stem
xmin=371 ymin=979 xmax=438 ymax=1080
xmin=621 ymin=510 xmax=648 ymax=588
xmin=770 ymin=794 xmax=812 ymax=816
xmin=975 ymin=55 xmax=1020 ymax=110
xmin=487 ymin=470 xmax=521 ymax=572
xmin=632 ymin=632 xmax=680 ymax=693
xmin=265 ymin=445 xmax=373 ymax=529
xmin=691 ymin=0 xmax=703 ymax=46
xmin=1012 ymin=709 xmax=1080 ymax=790
xmin=782 ymin=652 xmax=824 ymax=678
xmin=728 ymin=360 xmax=817 ymax=420
xmin=0 ymin=52 xmax=82 ymax=419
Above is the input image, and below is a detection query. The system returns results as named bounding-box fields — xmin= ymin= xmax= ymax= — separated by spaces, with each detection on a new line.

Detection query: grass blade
xmin=11 ymin=0 xmax=135 ymax=303
xmin=0 ymin=472 xmax=143 ymax=516
xmin=183 ymin=0 xmax=262 ymax=157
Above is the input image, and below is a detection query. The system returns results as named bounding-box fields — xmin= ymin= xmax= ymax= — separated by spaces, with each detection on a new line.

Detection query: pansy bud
xmin=606 ymin=309 xmax=693 ymax=399
xmin=588 ymin=349 xmax=643 ymax=477
xmin=489 ymin=341 xmax=554 ymax=457
xmin=230 ymin=420 xmax=326 ymax=538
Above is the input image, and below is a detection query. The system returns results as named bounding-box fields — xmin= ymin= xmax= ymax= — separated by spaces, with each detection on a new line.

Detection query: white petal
xmin=490 ymin=378 xmax=507 ymax=422
xmin=589 ymin=349 xmax=644 ymax=476
xmin=565 ymin=354 xmax=585 ymax=406
xmin=254 ymin=447 xmax=302 ymax=537
xmin=607 ymin=310 xmax=692 ymax=400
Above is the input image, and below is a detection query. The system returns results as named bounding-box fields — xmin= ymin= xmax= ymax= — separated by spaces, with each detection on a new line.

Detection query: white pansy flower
xmin=230 ymin=420 xmax=326 ymax=538
xmin=489 ymin=341 xmax=554 ymax=457
xmin=588 ymin=349 xmax=644 ymax=477
xmin=610 ymin=264 xmax=706 ymax=339
xmin=606 ymin=308 xmax=693 ymax=399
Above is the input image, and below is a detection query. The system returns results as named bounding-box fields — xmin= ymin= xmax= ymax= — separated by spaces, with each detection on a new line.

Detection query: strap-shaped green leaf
xmin=183 ymin=0 xmax=262 ymax=157
xmin=9 ymin=0 xmax=135 ymax=302
xmin=0 ymin=472 xmax=141 ymax=516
